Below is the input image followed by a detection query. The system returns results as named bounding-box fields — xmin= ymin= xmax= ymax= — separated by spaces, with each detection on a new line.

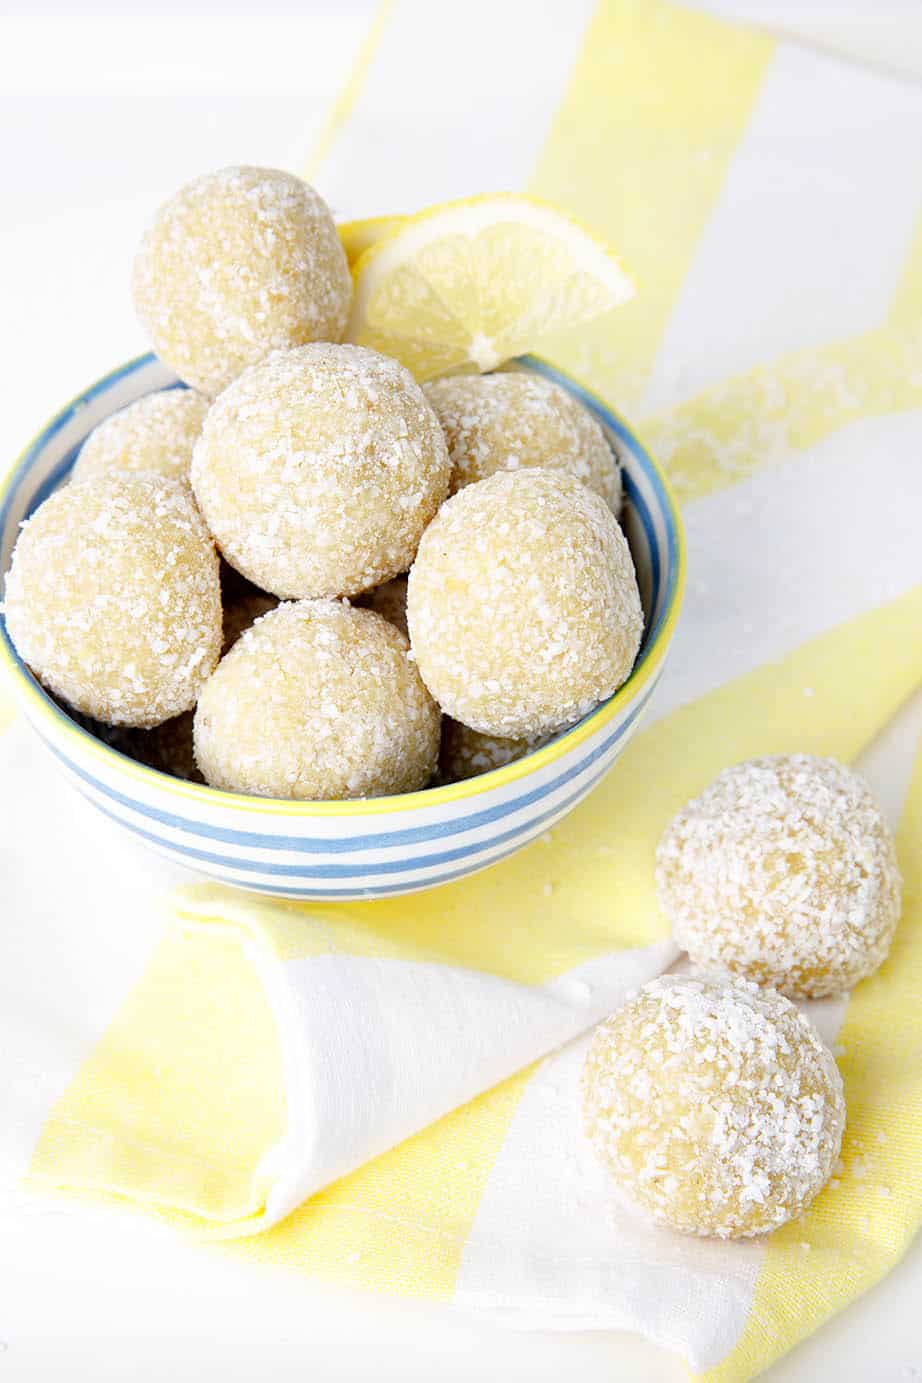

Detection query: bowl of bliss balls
xmin=0 ymin=166 xmax=684 ymax=900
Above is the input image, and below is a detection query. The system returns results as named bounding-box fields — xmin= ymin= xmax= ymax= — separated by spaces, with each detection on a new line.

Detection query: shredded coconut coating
xmin=357 ymin=575 xmax=409 ymax=637
xmin=438 ymin=718 xmax=539 ymax=784
xmin=71 ymin=389 xmax=208 ymax=484
xmin=425 ymin=372 xmax=622 ymax=513
xmin=4 ymin=475 xmax=221 ymax=727
xmin=193 ymin=600 xmax=441 ymax=800
xmin=656 ymin=755 xmax=902 ymax=999
xmin=583 ymin=974 xmax=845 ymax=1239
xmin=191 ymin=344 xmax=451 ymax=598
xmin=407 ymin=469 xmax=643 ymax=739
xmin=132 ymin=166 xmax=351 ymax=397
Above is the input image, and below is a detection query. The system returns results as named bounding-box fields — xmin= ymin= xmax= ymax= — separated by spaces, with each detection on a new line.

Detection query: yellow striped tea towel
xmin=3 ymin=2 xmax=922 ymax=1380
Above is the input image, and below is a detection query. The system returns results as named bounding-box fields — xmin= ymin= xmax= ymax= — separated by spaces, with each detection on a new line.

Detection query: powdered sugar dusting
xmin=71 ymin=388 xmax=208 ymax=484
xmin=407 ymin=468 xmax=643 ymax=739
xmin=4 ymin=474 xmax=222 ymax=727
xmin=132 ymin=166 xmax=351 ymax=397
xmin=193 ymin=600 xmax=440 ymax=800
xmin=424 ymin=371 xmax=622 ymax=513
xmin=656 ymin=755 xmax=902 ymax=998
xmin=583 ymin=974 xmax=845 ymax=1239
xmin=191 ymin=343 xmax=451 ymax=599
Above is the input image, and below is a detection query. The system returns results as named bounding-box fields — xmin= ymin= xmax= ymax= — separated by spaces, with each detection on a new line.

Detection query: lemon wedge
xmin=338 ymin=215 xmax=407 ymax=267
xmin=346 ymin=194 xmax=633 ymax=380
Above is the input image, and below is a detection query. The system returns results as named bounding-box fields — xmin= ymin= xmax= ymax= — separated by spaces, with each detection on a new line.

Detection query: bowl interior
xmin=0 ymin=353 xmax=684 ymax=808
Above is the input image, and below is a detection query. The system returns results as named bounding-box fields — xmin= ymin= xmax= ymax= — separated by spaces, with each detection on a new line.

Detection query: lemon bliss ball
xmin=193 ymin=601 xmax=440 ymax=800
xmin=583 ymin=975 xmax=845 ymax=1239
xmin=407 ymin=469 xmax=643 ymax=740
xmin=71 ymin=389 xmax=209 ymax=484
xmin=192 ymin=344 xmax=451 ymax=599
xmin=4 ymin=475 xmax=221 ymax=727
xmin=132 ymin=166 xmax=351 ymax=397
xmin=425 ymin=372 xmax=622 ymax=513
xmin=656 ymin=755 xmax=902 ymax=999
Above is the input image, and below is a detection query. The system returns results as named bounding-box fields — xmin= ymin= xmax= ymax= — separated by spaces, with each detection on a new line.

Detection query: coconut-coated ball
xmin=132 ymin=166 xmax=351 ymax=397
xmin=583 ymin=974 xmax=845 ymax=1239
xmin=358 ymin=575 xmax=409 ymax=637
xmin=656 ymin=755 xmax=902 ymax=999
xmin=193 ymin=601 xmax=440 ymax=800
xmin=4 ymin=475 xmax=221 ymax=726
xmin=407 ymin=469 xmax=643 ymax=739
xmin=425 ymin=372 xmax=622 ymax=512
xmin=191 ymin=344 xmax=451 ymax=599
xmin=71 ymin=389 xmax=208 ymax=484
xmin=439 ymin=719 xmax=538 ymax=784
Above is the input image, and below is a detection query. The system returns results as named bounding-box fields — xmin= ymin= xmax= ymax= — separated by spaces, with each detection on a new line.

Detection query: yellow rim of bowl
xmin=0 ymin=354 xmax=687 ymax=818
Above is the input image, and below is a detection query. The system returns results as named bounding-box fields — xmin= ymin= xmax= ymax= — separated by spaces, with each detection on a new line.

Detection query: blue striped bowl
xmin=0 ymin=354 xmax=685 ymax=900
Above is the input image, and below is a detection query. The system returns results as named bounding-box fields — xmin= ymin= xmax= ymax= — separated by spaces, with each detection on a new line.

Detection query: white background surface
xmin=2 ymin=2 xmax=922 ymax=1379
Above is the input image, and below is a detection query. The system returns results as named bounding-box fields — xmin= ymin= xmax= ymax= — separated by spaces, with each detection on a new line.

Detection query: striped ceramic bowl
xmin=0 ymin=353 xmax=685 ymax=901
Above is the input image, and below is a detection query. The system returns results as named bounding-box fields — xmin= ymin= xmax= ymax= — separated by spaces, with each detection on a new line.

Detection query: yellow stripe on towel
xmin=232 ymin=587 xmax=922 ymax=1300
xmin=29 ymin=929 xmax=286 ymax=1228
xmin=233 ymin=1068 xmax=535 ymax=1300
xmin=704 ymin=722 xmax=922 ymax=1382
xmin=28 ymin=589 xmax=921 ymax=1298
xmin=642 ymin=201 xmax=922 ymax=507
xmin=642 ymin=318 xmax=922 ymax=505
xmin=529 ymin=0 xmax=774 ymax=410
xmin=303 ymin=0 xmax=396 ymax=184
